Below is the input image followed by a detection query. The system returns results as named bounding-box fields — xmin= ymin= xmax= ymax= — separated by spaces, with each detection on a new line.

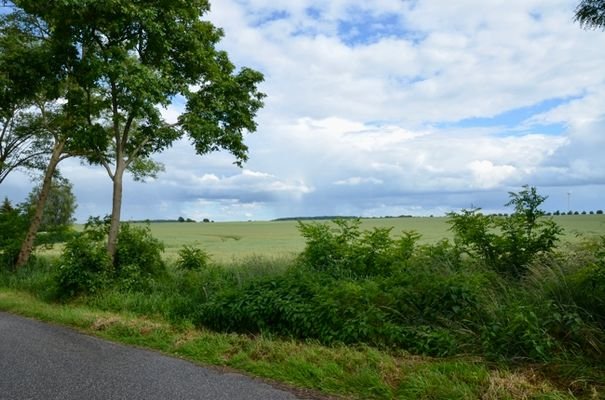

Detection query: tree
xmin=575 ymin=0 xmax=605 ymax=30
xmin=26 ymin=177 xmax=76 ymax=233
xmin=0 ymin=111 xmax=50 ymax=185
xmin=0 ymin=9 xmax=54 ymax=184
xmin=1 ymin=4 xmax=116 ymax=268
xmin=9 ymin=1 xmax=265 ymax=263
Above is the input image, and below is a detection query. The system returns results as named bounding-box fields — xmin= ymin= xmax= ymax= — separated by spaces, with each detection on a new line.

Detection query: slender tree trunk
xmin=15 ymin=140 xmax=64 ymax=268
xmin=106 ymin=158 xmax=126 ymax=264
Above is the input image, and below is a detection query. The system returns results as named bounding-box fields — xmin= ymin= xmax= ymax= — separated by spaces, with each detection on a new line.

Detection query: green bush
xmin=567 ymin=237 xmax=605 ymax=328
xmin=55 ymin=232 xmax=111 ymax=298
xmin=114 ymin=223 xmax=166 ymax=290
xmin=297 ymin=218 xmax=420 ymax=278
xmin=175 ymin=245 xmax=211 ymax=271
xmin=196 ymin=257 xmax=489 ymax=356
xmin=0 ymin=200 xmax=29 ymax=270
xmin=449 ymin=186 xmax=562 ymax=278
xmin=55 ymin=219 xmax=167 ymax=296
xmin=198 ymin=268 xmax=322 ymax=337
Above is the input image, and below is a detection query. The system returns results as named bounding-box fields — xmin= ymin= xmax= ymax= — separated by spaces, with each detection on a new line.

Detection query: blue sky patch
xmin=337 ymin=9 xmax=410 ymax=46
xmin=305 ymin=7 xmax=322 ymax=20
xmin=438 ymin=96 xmax=579 ymax=135
xmin=250 ymin=9 xmax=290 ymax=27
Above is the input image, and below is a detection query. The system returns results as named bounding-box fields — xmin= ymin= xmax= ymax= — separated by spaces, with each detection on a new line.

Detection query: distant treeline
xmin=126 ymin=219 xmax=186 ymax=223
xmin=272 ymin=215 xmax=414 ymax=222
xmin=126 ymin=217 xmax=212 ymax=224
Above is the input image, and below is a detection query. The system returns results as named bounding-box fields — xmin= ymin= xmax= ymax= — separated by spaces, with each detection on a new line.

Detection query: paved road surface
xmin=0 ymin=312 xmax=299 ymax=400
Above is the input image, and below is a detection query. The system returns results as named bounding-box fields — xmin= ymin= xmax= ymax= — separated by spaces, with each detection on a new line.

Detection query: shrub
xmin=448 ymin=186 xmax=562 ymax=278
xmin=564 ymin=237 xmax=605 ymax=329
xmin=175 ymin=245 xmax=210 ymax=271
xmin=55 ymin=232 xmax=111 ymax=298
xmin=55 ymin=219 xmax=166 ymax=296
xmin=481 ymin=302 xmax=558 ymax=361
xmin=297 ymin=218 xmax=421 ymax=278
xmin=0 ymin=200 xmax=29 ymax=270
xmin=114 ymin=223 xmax=166 ymax=290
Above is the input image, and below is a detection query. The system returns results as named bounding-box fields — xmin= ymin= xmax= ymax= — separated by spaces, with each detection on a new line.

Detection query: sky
xmin=2 ymin=0 xmax=605 ymax=222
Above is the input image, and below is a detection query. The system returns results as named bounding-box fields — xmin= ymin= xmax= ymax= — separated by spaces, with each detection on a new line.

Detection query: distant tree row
xmin=176 ymin=217 xmax=212 ymax=223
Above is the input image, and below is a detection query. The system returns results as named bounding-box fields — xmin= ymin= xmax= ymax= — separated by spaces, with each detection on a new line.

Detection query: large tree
xmin=0 ymin=10 xmax=53 ymax=184
xmin=9 ymin=0 xmax=265 ymax=262
xmin=575 ymin=0 xmax=605 ymax=29
xmin=1 ymin=7 xmax=107 ymax=268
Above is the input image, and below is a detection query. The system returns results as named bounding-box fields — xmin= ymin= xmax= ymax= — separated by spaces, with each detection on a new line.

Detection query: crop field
xmin=141 ymin=215 xmax=605 ymax=263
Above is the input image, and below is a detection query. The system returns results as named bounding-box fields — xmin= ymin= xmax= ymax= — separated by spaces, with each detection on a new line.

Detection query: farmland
xmin=143 ymin=215 xmax=605 ymax=263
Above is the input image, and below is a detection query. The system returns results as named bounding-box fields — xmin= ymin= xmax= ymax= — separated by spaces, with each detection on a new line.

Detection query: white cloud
xmin=1 ymin=0 xmax=604 ymax=221
xmin=334 ymin=177 xmax=384 ymax=186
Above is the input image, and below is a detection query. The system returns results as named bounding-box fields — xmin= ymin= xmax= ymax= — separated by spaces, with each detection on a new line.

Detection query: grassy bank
xmin=0 ymin=289 xmax=586 ymax=399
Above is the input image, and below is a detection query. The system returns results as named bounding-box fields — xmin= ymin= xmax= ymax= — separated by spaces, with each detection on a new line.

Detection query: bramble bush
xmin=198 ymin=238 xmax=491 ymax=356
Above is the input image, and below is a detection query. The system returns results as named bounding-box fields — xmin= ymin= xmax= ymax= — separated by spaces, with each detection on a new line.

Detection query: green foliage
xmin=3 ymin=204 xmax=604 ymax=375
xmin=575 ymin=0 xmax=605 ymax=30
xmin=198 ymin=244 xmax=488 ymax=357
xmin=55 ymin=218 xmax=166 ymax=297
xmin=55 ymin=228 xmax=111 ymax=298
xmin=26 ymin=177 xmax=76 ymax=233
xmin=297 ymin=218 xmax=421 ymax=278
xmin=115 ymin=223 xmax=166 ymax=290
xmin=449 ymin=186 xmax=562 ymax=278
xmin=175 ymin=245 xmax=211 ymax=271
xmin=0 ymin=198 xmax=29 ymax=270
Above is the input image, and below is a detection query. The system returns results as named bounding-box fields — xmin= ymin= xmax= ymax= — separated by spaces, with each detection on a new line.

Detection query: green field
xmin=141 ymin=215 xmax=605 ymax=263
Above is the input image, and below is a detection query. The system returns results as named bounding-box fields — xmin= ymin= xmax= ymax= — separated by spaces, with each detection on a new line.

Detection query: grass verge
xmin=0 ymin=288 xmax=587 ymax=400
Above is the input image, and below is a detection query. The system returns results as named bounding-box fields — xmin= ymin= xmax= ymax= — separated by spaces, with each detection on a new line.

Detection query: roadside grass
xmin=0 ymin=289 xmax=585 ymax=399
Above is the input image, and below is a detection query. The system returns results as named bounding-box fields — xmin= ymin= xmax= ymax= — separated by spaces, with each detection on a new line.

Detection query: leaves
xmin=575 ymin=0 xmax=605 ymax=30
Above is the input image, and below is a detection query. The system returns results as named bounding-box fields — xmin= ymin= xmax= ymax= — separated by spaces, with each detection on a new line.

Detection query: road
xmin=0 ymin=312 xmax=299 ymax=400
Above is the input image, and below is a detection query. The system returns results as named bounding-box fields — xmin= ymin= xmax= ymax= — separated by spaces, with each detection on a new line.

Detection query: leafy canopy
xmin=575 ymin=0 xmax=605 ymax=30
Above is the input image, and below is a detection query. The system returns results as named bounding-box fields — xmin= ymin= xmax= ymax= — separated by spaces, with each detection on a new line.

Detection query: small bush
xmin=55 ymin=219 xmax=167 ymax=296
xmin=175 ymin=245 xmax=210 ymax=271
xmin=115 ymin=223 xmax=166 ymax=289
xmin=0 ymin=201 xmax=29 ymax=270
xmin=297 ymin=218 xmax=420 ymax=278
xmin=55 ymin=232 xmax=111 ymax=298
xmin=449 ymin=186 xmax=562 ymax=278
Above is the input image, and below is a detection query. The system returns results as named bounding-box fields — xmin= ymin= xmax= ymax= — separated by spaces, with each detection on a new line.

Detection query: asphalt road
xmin=0 ymin=312 xmax=299 ymax=400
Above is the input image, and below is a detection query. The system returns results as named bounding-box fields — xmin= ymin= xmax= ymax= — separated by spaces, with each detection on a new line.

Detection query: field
xmin=142 ymin=215 xmax=605 ymax=263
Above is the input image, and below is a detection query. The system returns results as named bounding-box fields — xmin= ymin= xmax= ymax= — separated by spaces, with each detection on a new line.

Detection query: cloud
xmin=334 ymin=177 xmax=384 ymax=186
xmin=1 ymin=0 xmax=604 ymax=221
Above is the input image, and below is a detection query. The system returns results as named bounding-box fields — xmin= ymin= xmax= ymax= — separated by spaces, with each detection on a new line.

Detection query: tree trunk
xmin=15 ymin=140 xmax=64 ymax=269
xmin=106 ymin=158 xmax=126 ymax=265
